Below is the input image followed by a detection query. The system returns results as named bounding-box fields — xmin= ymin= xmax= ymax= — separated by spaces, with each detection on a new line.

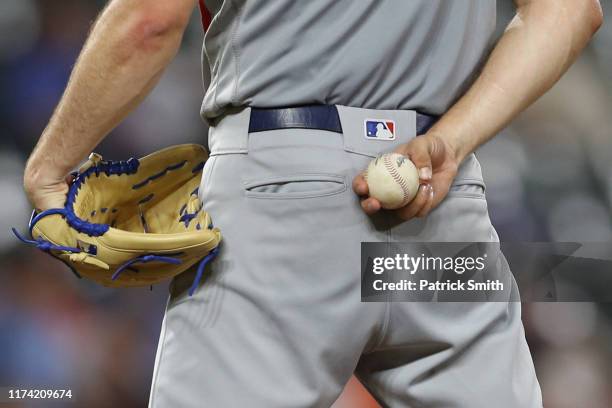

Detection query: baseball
xmin=365 ymin=153 xmax=420 ymax=209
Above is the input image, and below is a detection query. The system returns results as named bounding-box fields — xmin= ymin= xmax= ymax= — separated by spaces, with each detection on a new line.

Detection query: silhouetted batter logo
xmin=365 ymin=119 xmax=396 ymax=140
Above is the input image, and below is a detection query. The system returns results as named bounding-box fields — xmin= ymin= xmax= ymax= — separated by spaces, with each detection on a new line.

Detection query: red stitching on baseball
xmin=383 ymin=155 xmax=412 ymax=204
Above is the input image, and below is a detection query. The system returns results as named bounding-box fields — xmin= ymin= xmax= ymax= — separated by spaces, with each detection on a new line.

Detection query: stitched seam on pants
xmin=445 ymin=193 xmax=486 ymax=200
xmin=244 ymin=186 xmax=348 ymax=200
xmin=243 ymin=173 xmax=347 ymax=197
xmin=148 ymin=297 xmax=171 ymax=407
xmin=373 ymin=230 xmax=393 ymax=350
xmin=204 ymin=155 xmax=219 ymax=198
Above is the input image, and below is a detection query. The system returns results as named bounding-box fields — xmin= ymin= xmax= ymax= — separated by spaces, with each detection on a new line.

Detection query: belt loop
xmin=207 ymin=107 xmax=251 ymax=156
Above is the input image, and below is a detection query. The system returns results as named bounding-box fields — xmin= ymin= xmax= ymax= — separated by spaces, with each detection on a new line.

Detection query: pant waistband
xmin=207 ymin=105 xmax=485 ymax=188
xmin=247 ymin=105 xmax=438 ymax=136
xmin=207 ymin=105 xmax=439 ymax=158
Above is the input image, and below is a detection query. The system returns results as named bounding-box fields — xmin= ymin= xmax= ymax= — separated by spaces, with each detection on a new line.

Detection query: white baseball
xmin=365 ymin=153 xmax=420 ymax=209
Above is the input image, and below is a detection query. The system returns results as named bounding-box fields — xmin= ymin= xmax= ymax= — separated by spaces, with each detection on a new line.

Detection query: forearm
xmin=25 ymin=0 xmax=193 ymax=184
xmin=430 ymin=0 xmax=603 ymax=162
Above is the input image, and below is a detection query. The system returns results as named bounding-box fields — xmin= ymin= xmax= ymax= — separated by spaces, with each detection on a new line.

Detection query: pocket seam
xmin=446 ymin=182 xmax=486 ymax=200
xmin=445 ymin=192 xmax=486 ymax=200
xmin=451 ymin=177 xmax=486 ymax=188
xmin=243 ymin=173 xmax=347 ymax=200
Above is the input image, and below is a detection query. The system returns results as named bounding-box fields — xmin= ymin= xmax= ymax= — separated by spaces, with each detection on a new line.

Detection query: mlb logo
xmin=365 ymin=119 xmax=396 ymax=140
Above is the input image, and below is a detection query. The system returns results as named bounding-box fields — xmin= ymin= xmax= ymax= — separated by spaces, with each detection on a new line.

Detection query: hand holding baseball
xmin=353 ymin=133 xmax=459 ymax=220
xmin=365 ymin=153 xmax=420 ymax=210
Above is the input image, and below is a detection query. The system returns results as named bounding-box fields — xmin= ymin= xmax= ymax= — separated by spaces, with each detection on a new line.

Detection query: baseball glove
xmin=13 ymin=144 xmax=221 ymax=296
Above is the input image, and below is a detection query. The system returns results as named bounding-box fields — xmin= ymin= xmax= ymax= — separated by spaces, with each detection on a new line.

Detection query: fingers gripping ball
xmin=365 ymin=153 xmax=419 ymax=209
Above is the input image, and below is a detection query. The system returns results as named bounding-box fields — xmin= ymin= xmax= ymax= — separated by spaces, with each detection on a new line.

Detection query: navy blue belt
xmin=248 ymin=105 xmax=438 ymax=136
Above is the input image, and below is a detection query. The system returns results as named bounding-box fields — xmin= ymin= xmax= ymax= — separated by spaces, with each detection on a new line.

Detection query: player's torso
xmin=200 ymin=0 xmax=496 ymax=118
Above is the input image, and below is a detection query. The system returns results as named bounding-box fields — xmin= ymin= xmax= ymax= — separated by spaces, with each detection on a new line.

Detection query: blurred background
xmin=0 ymin=1 xmax=610 ymax=407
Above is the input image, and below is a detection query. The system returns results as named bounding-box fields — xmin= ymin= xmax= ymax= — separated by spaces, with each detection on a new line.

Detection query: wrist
xmin=423 ymin=130 xmax=466 ymax=164
xmin=24 ymin=162 xmax=65 ymax=191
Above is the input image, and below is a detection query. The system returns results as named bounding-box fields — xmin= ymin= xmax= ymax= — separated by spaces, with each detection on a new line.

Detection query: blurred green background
xmin=0 ymin=1 xmax=611 ymax=407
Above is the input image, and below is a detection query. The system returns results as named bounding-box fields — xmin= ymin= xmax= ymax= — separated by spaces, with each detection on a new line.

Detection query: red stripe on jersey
xmin=198 ymin=0 xmax=212 ymax=31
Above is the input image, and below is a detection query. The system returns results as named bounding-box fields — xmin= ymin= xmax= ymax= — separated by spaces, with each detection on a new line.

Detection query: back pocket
xmin=243 ymin=174 xmax=347 ymax=199
xmin=446 ymin=181 xmax=486 ymax=199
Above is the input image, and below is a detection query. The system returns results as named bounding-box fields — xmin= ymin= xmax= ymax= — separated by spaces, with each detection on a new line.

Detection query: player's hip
xmin=206 ymin=105 xmax=484 ymax=187
xmin=202 ymin=105 xmax=489 ymax=235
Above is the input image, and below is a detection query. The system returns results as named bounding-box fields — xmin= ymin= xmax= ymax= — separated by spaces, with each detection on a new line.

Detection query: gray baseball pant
xmin=149 ymin=106 xmax=542 ymax=407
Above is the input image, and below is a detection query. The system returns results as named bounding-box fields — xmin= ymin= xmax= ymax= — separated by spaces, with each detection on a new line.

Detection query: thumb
xmin=395 ymin=137 xmax=432 ymax=182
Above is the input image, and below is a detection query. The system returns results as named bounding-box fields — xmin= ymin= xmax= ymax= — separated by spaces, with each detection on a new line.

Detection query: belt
xmin=248 ymin=105 xmax=439 ymax=136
